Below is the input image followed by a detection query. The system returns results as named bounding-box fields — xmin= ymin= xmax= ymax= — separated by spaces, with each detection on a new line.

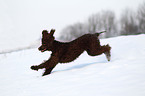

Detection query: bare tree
xmin=59 ymin=1 xmax=145 ymax=41
xmin=87 ymin=10 xmax=117 ymax=38
xmin=100 ymin=10 xmax=117 ymax=38
xmin=137 ymin=2 xmax=145 ymax=33
xmin=59 ymin=23 xmax=88 ymax=41
xmin=59 ymin=10 xmax=117 ymax=41
xmin=120 ymin=8 xmax=139 ymax=35
xmin=87 ymin=13 xmax=102 ymax=33
xmin=59 ymin=26 xmax=73 ymax=41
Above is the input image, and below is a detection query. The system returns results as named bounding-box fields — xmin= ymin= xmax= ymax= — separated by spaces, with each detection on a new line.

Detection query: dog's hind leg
xmin=103 ymin=44 xmax=111 ymax=61
xmin=86 ymin=47 xmax=103 ymax=56
xmin=86 ymin=39 xmax=103 ymax=56
xmin=86 ymin=44 xmax=111 ymax=61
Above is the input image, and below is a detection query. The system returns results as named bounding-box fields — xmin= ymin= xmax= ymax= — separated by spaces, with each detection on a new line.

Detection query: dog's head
xmin=38 ymin=29 xmax=55 ymax=52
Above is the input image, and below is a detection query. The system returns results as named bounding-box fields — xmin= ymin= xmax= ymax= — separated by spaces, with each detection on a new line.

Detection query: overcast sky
xmin=0 ymin=0 xmax=144 ymax=50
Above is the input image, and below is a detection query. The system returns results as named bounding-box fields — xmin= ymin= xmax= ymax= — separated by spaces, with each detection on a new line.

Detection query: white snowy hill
xmin=0 ymin=34 xmax=145 ymax=96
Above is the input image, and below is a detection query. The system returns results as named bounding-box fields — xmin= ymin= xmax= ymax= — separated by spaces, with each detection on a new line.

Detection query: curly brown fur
xmin=31 ymin=29 xmax=111 ymax=76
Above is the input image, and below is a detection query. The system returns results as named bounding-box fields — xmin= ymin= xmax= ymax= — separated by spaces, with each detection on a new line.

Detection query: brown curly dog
xmin=31 ymin=29 xmax=111 ymax=76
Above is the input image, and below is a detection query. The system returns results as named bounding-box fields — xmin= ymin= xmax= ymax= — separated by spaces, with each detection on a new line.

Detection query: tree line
xmin=59 ymin=2 xmax=145 ymax=41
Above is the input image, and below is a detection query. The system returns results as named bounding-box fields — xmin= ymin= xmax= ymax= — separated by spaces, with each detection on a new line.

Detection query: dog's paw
xmin=31 ymin=66 xmax=39 ymax=71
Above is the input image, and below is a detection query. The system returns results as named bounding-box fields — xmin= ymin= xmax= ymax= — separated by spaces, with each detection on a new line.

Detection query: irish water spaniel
xmin=31 ymin=29 xmax=111 ymax=76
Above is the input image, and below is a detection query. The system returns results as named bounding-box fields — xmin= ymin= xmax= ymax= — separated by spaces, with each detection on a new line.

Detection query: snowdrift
xmin=0 ymin=34 xmax=145 ymax=96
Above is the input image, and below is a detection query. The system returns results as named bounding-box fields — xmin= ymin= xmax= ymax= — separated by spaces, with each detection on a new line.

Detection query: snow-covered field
xmin=0 ymin=34 xmax=145 ymax=96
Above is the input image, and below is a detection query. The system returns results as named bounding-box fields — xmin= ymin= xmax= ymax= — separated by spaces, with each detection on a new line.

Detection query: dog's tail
xmin=95 ymin=30 xmax=106 ymax=36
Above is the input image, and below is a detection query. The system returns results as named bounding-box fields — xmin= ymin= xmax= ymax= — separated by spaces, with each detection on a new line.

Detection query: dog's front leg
xmin=31 ymin=53 xmax=59 ymax=76
xmin=42 ymin=53 xmax=59 ymax=76
xmin=31 ymin=60 xmax=49 ymax=71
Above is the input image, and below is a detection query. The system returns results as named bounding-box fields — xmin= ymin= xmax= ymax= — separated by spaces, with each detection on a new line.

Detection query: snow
xmin=0 ymin=34 xmax=145 ymax=96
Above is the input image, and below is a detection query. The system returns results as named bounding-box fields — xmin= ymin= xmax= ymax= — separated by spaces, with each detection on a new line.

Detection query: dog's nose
xmin=38 ymin=46 xmax=41 ymax=51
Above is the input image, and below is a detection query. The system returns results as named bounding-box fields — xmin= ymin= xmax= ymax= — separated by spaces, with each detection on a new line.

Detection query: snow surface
xmin=0 ymin=34 xmax=145 ymax=96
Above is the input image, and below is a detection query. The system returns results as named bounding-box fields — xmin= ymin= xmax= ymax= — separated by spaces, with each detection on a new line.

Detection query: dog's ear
xmin=49 ymin=29 xmax=55 ymax=36
xmin=42 ymin=30 xmax=48 ymax=36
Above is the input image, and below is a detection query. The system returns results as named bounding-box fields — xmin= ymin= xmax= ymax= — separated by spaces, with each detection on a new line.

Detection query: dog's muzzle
xmin=38 ymin=46 xmax=47 ymax=52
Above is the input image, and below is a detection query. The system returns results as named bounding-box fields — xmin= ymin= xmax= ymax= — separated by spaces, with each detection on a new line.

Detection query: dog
xmin=31 ymin=29 xmax=111 ymax=76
